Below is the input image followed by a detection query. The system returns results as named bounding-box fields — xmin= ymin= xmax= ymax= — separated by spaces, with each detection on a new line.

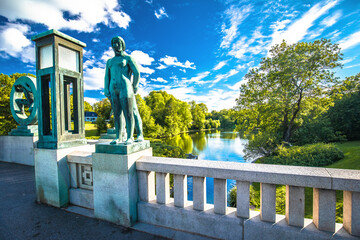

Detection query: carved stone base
xmin=95 ymin=140 xmax=150 ymax=155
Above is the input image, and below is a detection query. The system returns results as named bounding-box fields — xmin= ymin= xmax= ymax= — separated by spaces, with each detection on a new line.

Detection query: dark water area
xmin=164 ymin=130 xmax=248 ymax=204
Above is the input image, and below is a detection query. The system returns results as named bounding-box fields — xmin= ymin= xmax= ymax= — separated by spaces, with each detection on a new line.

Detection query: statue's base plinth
xmin=95 ymin=140 xmax=150 ymax=155
xmin=8 ymin=125 xmax=38 ymax=136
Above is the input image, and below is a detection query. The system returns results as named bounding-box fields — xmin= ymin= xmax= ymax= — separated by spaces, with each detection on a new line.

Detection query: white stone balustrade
xmin=136 ymin=156 xmax=360 ymax=239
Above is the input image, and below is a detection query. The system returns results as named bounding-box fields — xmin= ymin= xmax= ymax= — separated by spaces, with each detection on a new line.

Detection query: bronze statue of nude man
xmin=104 ymin=36 xmax=143 ymax=145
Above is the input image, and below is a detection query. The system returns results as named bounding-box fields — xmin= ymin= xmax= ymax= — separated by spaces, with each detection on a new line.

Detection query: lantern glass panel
xmin=40 ymin=44 xmax=53 ymax=69
xmin=59 ymin=45 xmax=79 ymax=72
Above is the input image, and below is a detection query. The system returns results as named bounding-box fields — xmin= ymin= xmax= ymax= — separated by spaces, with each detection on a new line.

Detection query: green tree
xmin=235 ymin=39 xmax=342 ymax=154
xmin=84 ymin=101 xmax=93 ymax=112
xmin=0 ymin=73 xmax=35 ymax=135
xmin=190 ymin=101 xmax=206 ymax=130
xmin=94 ymin=98 xmax=112 ymax=119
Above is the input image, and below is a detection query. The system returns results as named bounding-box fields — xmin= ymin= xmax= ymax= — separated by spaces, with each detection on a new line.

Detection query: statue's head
xmin=111 ymin=36 xmax=125 ymax=55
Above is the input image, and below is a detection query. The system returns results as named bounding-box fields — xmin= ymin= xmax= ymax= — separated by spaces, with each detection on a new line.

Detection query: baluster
xmin=236 ymin=181 xmax=250 ymax=218
xmin=193 ymin=176 xmax=206 ymax=211
xmin=174 ymin=174 xmax=187 ymax=208
xmin=138 ymin=171 xmax=155 ymax=202
xmin=260 ymin=183 xmax=276 ymax=222
xmin=156 ymin=172 xmax=170 ymax=204
xmin=313 ymin=188 xmax=336 ymax=232
xmin=214 ymin=178 xmax=227 ymax=214
xmin=286 ymin=185 xmax=304 ymax=227
xmin=343 ymin=191 xmax=360 ymax=236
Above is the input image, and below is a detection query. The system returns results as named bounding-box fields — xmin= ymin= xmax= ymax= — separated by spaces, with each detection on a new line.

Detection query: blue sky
xmin=0 ymin=0 xmax=359 ymax=110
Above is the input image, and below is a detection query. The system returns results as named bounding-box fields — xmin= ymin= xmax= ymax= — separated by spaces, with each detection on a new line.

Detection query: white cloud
xmin=0 ymin=23 xmax=34 ymax=63
xmin=183 ymin=71 xmax=210 ymax=85
xmin=340 ymin=57 xmax=355 ymax=65
xmin=338 ymin=31 xmax=360 ymax=50
xmin=321 ymin=10 xmax=342 ymax=27
xmin=156 ymin=64 xmax=167 ymax=70
xmin=151 ymin=77 xmax=168 ymax=83
xmin=92 ymin=38 xmax=100 ymax=43
xmin=213 ymin=61 xmax=227 ymax=71
xmin=159 ymin=55 xmax=196 ymax=69
xmin=84 ymin=66 xmax=105 ymax=90
xmin=210 ymin=69 xmax=239 ymax=87
xmin=101 ymin=47 xmax=114 ymax=62
xmin=344 ymin=63 xmax=360 ymax=69
xmin=220 ymin=5 xmax=253 ymax=49
xmin=84 ymin=97 xmax=100 ymax=105
xmin=227 ymin=77 xmax=247 ymax=90
xmin=130 ymin=50 xmax=155 ymax=75
xmin=270 ymin=0 xmax=339 ymax=46
xmin=155 ymin=7 xmax=169 ymax=19
xmin=0 ymin=0 xmax=131 ymax=32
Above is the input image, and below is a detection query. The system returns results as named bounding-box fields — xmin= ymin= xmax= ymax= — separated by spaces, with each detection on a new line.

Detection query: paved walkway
xmin=0 ymin=162 xmax=167 ymax=240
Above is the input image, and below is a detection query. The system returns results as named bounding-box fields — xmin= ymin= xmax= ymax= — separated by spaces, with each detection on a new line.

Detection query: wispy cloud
xmin=213 ymin=61 xmax=227 ymax=71
xmin=159 ymin=55 xmax=196 ymax=69
xmin=344 ymin=63 xmax=360 ymax=69
xmin=338 ymin=31 xmax=360 ymax=50
xmin=270 ymin=0 xmax=339 ymax=46
xmin=155 ymin=7 xmax=169 ymax=19
xmin=183 ymin=71 xmax=210 ymax=85
xmin=220 ymin=5 xmax=253 ymax=49
xmin=0 ymin=0 xmax=131 ymax=32
xmin=210 ymin=69 xmax=239 ymax=87
xmin=321 ymin=10 xmax=342 ymax=27
xmin=130 ymin=50 xmax=155 ymax=75
xmin=151 ymin=77 xmax=168 ymax=83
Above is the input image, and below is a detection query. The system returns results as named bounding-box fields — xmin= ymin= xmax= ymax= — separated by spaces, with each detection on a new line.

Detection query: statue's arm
xmin=104 ymin=60 xmax=111 ymax=98
xmin=128 ymin=56 xmax=140 ymax=94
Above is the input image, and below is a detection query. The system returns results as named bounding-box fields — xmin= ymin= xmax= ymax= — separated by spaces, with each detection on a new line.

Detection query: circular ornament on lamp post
xmin=10 ymin=76 xmax=38 ymax=125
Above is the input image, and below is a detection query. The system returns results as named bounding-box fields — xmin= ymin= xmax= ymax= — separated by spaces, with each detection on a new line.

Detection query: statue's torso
xmin=108 ymin=55 xmax=133 ymax=98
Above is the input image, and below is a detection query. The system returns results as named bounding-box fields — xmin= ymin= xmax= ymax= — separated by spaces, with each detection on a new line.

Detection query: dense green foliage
xmin=94 ymin=98 xmax=112 ymax=119
xmin=210 ymin=109 xmax=235 ymax=129
xmin=235 ymin=39 xmax=343 ymax=159
xmin=0 ymin=73 xmax=35 ymax=135
xmin=95 ymin=117 xmax=108 ymax=135
xmin=151 ymin=141 xmax=186 ymax=158
xmin=260 ymin=143 xmax=344 ymax=167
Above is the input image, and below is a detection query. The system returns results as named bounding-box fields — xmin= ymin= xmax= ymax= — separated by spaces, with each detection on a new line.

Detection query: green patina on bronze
xmin=32 ymin=29 xmax=86 ymax=149
xmin=104 ymin=36 xmax=144 ymax=145
xmin=9 ymin=76 xmax=38 ymax=136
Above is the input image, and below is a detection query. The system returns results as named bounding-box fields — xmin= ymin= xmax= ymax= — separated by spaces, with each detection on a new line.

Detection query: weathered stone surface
xmin=138 ymin=171 xmax=156 ymax=202
xmin=260 ymin=183 xmax=276 ymax=223
xmin=286 ymin=185 xmax=305 ymax=227
xmin=313 ymin=188 xmax=336 ymax=232
xmin=34 ymin=144 xmax=94 ymax=207
xmin=138 ymin=201 xmax=243 ymax=240
xmin=174 ymin=174 xmax=187 ymax=208
xmin=327 ymin=168 xmax=360 ymax=192
xmin=92 ymin=148 xmax=152 ymax=227
xmin=95 ymin=141 xmax=150 ymax=155
xmin=0 ymin=135 xmax=38 ymax=166
xmin=156 ymin=172 xmax=170 ymax=204
xmin=343 ymin=191 xmax=360 ymax=236
xmin=237 ymin=181 xmax=250 ymax=218
xmin=214 ymin=178 xmax=227 ymax=215
xmin=193 ymin=176 xmax=206 ymax=211
xmin=69 ymin=188 xmax=94 ymax=209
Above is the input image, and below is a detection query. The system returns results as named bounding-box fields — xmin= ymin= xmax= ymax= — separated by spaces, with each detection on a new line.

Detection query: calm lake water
xmin=164 ymin=130 xmax=249 ymax=204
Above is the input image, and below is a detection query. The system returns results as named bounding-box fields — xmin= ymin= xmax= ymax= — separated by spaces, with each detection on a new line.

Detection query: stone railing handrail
xmin=136 ymin=156 xmax=360 ymax=237
xmin=137 ymin=156 xmax=360 ymax=192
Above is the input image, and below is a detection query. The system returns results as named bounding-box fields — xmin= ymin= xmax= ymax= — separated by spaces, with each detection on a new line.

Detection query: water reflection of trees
xmin=164 ymin=133 xmax=193 ymax=153
xmin=164 ymin=130 xmax=239 ymax=155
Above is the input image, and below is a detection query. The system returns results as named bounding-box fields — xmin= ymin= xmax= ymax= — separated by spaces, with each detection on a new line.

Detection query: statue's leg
xmin=110 ymin=94 xmax=122 ymax=145
xmin=121 ymin=97 xmax=134 ymax=145
xmin=133 ymin=101 xmax=144 ymax=142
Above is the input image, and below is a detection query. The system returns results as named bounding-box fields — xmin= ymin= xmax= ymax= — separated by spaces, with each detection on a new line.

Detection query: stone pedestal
xmin=34 ymin=144 xmax=95 ymax=207
xmin=92 ymin=141 xmax=151 ymax=227
xmin=8 ymin=125 xmax=38 ymax=136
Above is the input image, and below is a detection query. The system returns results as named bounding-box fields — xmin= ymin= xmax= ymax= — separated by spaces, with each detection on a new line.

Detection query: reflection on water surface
xmin=164 ymin=130 xmax=249 ymax=204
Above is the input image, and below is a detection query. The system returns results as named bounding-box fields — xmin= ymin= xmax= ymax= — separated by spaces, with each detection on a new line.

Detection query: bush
xmin=150 ymin=141 xmax=186 ymax=158
xmin=261 ymin=143 xmax=344 ymax=167
xmin=96 ymin=117 xmax=107 ymax=135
